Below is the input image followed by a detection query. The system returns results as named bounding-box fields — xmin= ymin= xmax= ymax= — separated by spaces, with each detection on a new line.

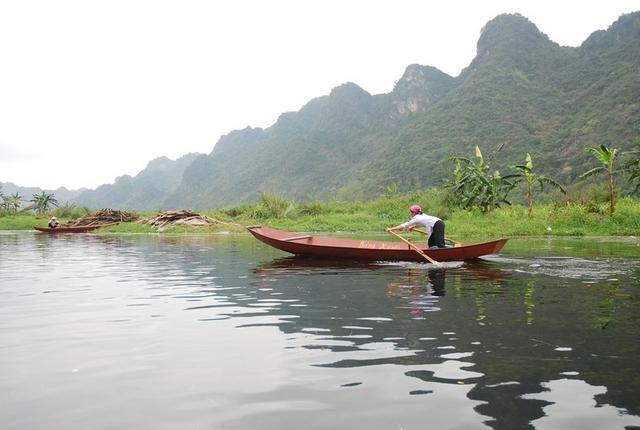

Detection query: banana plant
xmin=508 ymin=153 xmax=565 ymax=216
xmin=30 ymin=191 xmax=59 ymax=215
xmin=579 ymin=145 xmax=620 ymax=216
xmin=448 ymin=146 xmax=515 ymax=213
xmin=1 ymin=192 xmax=23 ymax=213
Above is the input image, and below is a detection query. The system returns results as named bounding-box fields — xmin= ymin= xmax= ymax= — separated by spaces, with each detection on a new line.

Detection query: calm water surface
xmin=1 ymin=232 xmax=639 ymax=430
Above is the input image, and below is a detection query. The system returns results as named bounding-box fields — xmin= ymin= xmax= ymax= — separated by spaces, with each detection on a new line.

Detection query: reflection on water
xmin=522 ymin=378 xmax=640 ymax=429
xmin=0 ymin=232 xmax=639 ymax=429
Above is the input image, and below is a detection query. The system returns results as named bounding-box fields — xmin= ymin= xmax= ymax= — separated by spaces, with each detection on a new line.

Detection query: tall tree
xmin=579 ymin=145 xmax=620 ymax=215
xmin=508 ymin=153 xmax=565 ymax=216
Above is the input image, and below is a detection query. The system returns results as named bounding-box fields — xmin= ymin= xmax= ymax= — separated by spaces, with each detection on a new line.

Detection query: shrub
xmin=54 ymin=203 xmax=91 ymax=219
xmin=298 ymin=201 xmax=325 ymax=216
xmin=259 ymin=193 xmax=294 ymax=219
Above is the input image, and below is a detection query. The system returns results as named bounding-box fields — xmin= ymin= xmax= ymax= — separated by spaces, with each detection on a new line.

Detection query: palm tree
xmin=30 ymin=191 xmax=58 ymax=215
xmin=579 ymin=145 xmax=619 ymax=215
xmin=2 ymin=192 xmax=23 ymax=213
xmin=508 ymin=153 xmax=565 ymax=216
xmin=10 ymin=192 xmax=23 ymax=212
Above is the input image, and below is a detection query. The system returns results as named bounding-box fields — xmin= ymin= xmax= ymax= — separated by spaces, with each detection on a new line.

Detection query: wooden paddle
xmin=387 ymin=230 xmax=441 ymax=265
xmin=409 ymin=227 xmax=461 ymax=246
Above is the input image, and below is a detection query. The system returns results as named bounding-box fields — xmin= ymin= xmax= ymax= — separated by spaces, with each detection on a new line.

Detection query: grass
xmin=0 ymin=214 xmax=45 ymax=230
xmin=3 ymin=193 xmax=640 ymax=239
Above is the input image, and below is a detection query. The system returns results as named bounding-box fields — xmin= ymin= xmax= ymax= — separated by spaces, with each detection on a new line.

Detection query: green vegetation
xmin=508 ymin=153 xmax=565 ymax=216
xmin=626 ymin=137 xmax=640 ymax=194
xmin=54 ymin=202 xmax=92 ymax=219
xmin=29 ymin=191 xmax=58 ymax=214
xmin=0 ymin=214 xmax=44 ymax=230
xmin=446 ymin=145 xmax=516 ymax=213
xmin=209 ymin=192 xmax=640 ymax=238
xmin=1 ymin=192 xmax=23 ymax=213
xmin=579 ymin=144 xmax=621 ymax=215
xmin=3 ymin=191 xmax=639 ymax=238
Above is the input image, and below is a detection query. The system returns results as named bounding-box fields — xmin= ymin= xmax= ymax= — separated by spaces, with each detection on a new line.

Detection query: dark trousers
xmin=428 ymin=220 xmax=445 ymax=248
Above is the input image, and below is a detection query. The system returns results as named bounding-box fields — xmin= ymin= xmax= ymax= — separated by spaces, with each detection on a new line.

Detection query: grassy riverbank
xmin=208 ymin=194 xmax=640 ymax=238
xmin=4 ymin=192 xmax=639 ymax=238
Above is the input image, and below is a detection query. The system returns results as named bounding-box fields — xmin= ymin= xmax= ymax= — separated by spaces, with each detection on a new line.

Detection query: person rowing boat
xmin=386 ymin=204 xmax=446 ymax=248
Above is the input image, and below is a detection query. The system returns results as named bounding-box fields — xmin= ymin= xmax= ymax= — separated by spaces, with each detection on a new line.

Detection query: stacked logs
xmin=143 ymin=209 xmax=238 ymax=229
xmin=66 ymin=208 xmax=139 ymax=227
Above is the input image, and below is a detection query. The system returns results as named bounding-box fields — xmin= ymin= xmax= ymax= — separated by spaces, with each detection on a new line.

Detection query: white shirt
xmin=400 ymin=213 xmax=441 ymax=236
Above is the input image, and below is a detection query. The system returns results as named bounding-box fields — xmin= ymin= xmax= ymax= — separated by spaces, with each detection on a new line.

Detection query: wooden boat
xmin=34 ymin=222 xmax=118 ymax=233
xmin=248 ymin=226 xmax=508 ymax=262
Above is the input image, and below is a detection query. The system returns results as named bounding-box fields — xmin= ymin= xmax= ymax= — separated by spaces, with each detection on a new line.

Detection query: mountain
xmin=161 ymin=11 xmax=639 ymax=209
xmin=165 ymin=65 xmax=456 ymax=208
xmin=41 ymin=11 xmax=639 ymax=210
xmin=72 ymin=153 xmax=201 ymax=210
xmin=342 ymin=12 xmax=640 ymax=194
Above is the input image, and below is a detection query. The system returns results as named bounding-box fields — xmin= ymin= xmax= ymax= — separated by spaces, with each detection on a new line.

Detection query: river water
xmin=0 ymin=231 xmax=639 ymax=430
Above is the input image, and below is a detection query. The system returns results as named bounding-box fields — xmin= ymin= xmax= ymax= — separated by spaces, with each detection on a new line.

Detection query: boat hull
xmin=34 ymin=223 xmax=116 ymax=233
xmin=248 ymin=226 xmax=508 ymax=262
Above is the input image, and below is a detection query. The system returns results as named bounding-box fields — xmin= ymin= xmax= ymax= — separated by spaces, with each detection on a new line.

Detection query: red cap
xmin=409 ymin=205 xmax=422 ymax=215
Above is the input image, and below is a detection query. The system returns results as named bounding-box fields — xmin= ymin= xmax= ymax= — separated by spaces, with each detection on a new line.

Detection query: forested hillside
xmin=356 ymin=12 xmax=640 ymax=193
xmin=162 ymin=64 xmax=456 ymax=208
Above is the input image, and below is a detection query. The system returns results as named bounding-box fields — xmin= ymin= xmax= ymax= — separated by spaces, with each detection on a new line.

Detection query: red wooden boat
xmin=248 ymin=226 xmax=508 ymax=262
xmin=34 ymin=223 xmax=118 ymax=233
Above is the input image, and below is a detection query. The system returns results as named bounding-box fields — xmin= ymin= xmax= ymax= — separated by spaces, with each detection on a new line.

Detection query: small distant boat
xmin=248 ymin=226 xmax=508 ymax=262
xmin=34 ymin=222 xmax=119 ymax=234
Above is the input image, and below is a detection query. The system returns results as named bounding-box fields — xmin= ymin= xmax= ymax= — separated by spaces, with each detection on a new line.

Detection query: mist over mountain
xmin=72 ymin=153 xmax=201 ymax=210
xmin=1 ymin=154 xmax=199 ymax=211
xmin=0 ymin=182 xmax=85 ymax=206
xmin=11 ymin=12 xmax=637 ymax=211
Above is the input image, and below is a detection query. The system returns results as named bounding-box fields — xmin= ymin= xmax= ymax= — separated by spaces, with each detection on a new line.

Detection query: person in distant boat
xmin=386 ymin=205 xmax=446 ymax=248
xmin=48 ymin=216 xmax=59 ymax=228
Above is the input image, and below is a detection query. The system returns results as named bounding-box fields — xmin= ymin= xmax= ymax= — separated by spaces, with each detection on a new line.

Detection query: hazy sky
xmin=1 ymin=0 xmax=638 ymax=190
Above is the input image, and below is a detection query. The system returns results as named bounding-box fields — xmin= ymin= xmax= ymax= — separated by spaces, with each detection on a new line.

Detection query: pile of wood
xmin=66 ymin=208 xmax=139 ymax=227
xmin=143 ymin=209 xmax=238 ymax=229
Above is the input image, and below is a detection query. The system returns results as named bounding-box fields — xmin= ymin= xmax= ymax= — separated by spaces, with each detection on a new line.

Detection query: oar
xmin=387 ymin=230 xmax=441 ymax=265
xmin=409 ymin=227 xmax=461 ymax=247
